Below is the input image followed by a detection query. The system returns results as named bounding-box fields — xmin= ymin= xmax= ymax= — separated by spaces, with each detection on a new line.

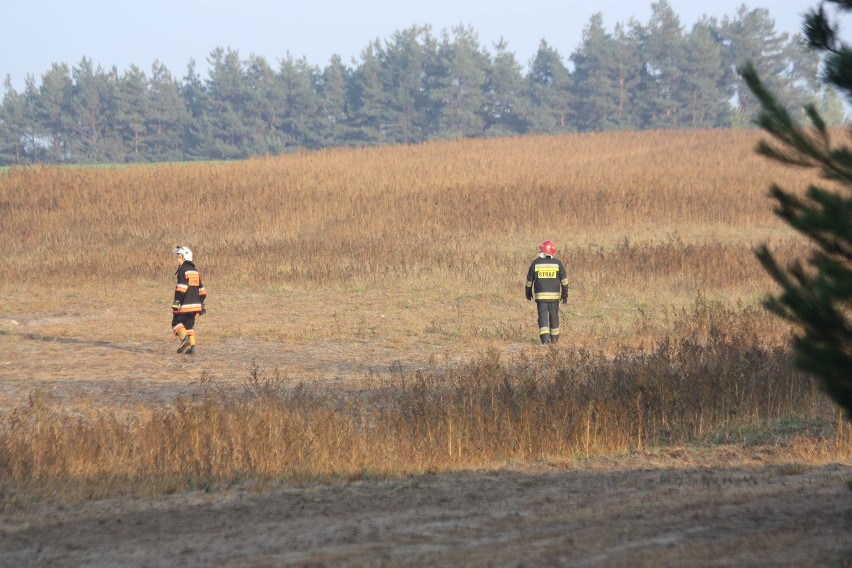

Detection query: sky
xmin=0 ymin=0 xmax=831 ymax=92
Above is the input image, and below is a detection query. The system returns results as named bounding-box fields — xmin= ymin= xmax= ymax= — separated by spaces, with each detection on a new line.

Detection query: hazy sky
xmin=0 ymin=1 xmax=828 ymax=91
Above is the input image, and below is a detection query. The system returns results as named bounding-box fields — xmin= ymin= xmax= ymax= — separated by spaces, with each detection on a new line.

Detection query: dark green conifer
xmin=741 ymin=0 xmax=852 ymax=419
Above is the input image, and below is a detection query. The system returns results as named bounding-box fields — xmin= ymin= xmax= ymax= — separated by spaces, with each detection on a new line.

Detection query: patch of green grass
xmin=770 ymin=415 xmax=832 ymax=438
xmin=701 ymin=415 xmax=834 ymax=447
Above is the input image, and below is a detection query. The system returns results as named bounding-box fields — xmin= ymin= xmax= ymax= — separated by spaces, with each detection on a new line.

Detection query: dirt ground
xmin=1 ymin=303 xmax=851 ymax=566
xmin=2 ymin=454 xmax=850 ymax=567
xmin=0 ymin=292 xmax=529 ymax=410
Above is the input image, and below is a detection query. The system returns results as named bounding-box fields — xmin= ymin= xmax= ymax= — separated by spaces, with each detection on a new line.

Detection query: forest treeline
xmin=0 ymin=2 xmax=844 ymax=165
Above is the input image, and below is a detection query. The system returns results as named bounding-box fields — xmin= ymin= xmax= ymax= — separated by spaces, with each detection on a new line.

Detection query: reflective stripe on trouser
xmin=172 ymin=314 xmax=198 ymax=348
xmin=537 ymin=301 xmax=560 ymax=336
xmin=172 ymin=313 xmax=196 ymax=334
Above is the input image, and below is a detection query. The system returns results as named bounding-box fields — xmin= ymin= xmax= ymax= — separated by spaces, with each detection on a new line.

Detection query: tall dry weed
xmin=0 ymin=130 xmax=816 ymax=289
xmin=1 ymin=131 xmax=840 ymax=505
xmin=1 ymin=325 xmax=844 ymax=497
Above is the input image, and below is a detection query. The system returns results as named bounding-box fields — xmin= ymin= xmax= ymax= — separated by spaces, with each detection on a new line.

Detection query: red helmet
xmin=539 ymin=240 xmax=556 ymax=255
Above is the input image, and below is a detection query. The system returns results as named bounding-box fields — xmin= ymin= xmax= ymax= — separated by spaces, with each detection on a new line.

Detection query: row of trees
xmin=0 ymin=1 xmax=843 ymax=165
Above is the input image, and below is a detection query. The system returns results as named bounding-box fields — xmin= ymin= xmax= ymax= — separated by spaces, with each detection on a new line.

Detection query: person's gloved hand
xmin=199 ymin=306 xmax=206 ymax=316
xmin=525 ymin=288 xmax=533 ymax=301
xmin=561 ymin=295 xmax=568 ymax=305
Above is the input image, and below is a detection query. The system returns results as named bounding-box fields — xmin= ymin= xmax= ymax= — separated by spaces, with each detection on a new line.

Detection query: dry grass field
xmin=1 ymin=129 xmax=850 ymax=566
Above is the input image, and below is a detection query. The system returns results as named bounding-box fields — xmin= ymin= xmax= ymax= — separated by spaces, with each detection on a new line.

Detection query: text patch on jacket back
xmin=535 ymin=264 xmax=559 ymax=279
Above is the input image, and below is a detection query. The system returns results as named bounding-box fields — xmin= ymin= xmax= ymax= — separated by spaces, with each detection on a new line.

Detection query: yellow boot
xmin=185 ymin=332 xmax=196 ymax=355
xmin=176 ymin=328 xmax=190 ymax=353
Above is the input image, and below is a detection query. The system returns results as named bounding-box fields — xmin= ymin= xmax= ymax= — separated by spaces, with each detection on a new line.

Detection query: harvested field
xmin=1 ymin=130 xmax=850 ymax=565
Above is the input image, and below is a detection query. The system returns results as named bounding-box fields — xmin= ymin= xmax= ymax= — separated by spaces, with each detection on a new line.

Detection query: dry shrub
xmin=0 ymin=130 xmax=816 ymax=353
xmin=1 ymin=326 xmax=845 ymax=501
xmin=0 ymin=131 xmax=841 ymax=506
xmin=0 ymin=130 xmax=817 ymax=289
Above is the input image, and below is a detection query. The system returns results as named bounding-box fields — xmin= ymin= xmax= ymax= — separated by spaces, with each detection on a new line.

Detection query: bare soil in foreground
xmin=1 ymin=308 xmax=851 ymax=567
xmin=1 ymin=452 xmax=850 ymax=567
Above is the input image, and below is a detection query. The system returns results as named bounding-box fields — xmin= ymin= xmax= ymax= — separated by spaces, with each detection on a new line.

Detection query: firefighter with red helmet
xmin=171 ymin=246 xmax=207 ymax=354
xmin=525 ymin=240 xmax=569 ymax=344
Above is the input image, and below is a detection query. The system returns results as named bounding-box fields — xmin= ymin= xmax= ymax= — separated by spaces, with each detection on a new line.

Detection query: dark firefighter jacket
xmin=525 ymin=256 xmax=569 ymax=302
xmin=173 ymin=261 xmax=207 ymax=314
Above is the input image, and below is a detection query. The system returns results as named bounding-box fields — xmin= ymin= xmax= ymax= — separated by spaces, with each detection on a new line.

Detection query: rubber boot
xmin=176 ymin=328 xmax=190 ymax=353
xmin=185 ymin=333 xmax=196 ymax=355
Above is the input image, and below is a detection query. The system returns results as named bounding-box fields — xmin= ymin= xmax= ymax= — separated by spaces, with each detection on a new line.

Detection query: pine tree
xmin=349 ymin=41 xmax=387 ymax=145
xmin=381 ymin=26 xmax=433 ymax=144
xmin=682 ymin=19 xmax=729 ymax=127
xmin=570 ymin=13 xmax=621 ymax=132
xmin=609 ymin=22 xmax=643 ymax=130
xmin=114 ymin=65 xmax=149 ymax=161
xmin=0 ymin=76 xmax=34 ymax=164
xmin=37 ymin=63 xmax=75 ymax=162
xmin=816 ymin=87 xmax=847 ymax=127
xmin=721 ymin=6 xmax=819 ymax=127
xmin=525 ymin=40 xmax=572 ymax=134
xmin=741 ymin=0 xmax=852 ymax=419
xmin=277 ymin=54 xmax=323 ymax=150
xmin=637 ymin=0 xmax=688 ymax=128
xmin=482 ymin=38 xmax=528 ymax=136
xmin=243 ymin=54 xmax=285 ymax=155
xmin=429 ymin=25 xmax=489 ymax=140
xmin=318 ymin=54 xmax=350 ymax=146
xmin=180 ymin=59 xmax=211 ymax=160
xmin=147 ymin=61 xmax=190 ymax=162
xmin=70 ymin=58 xmax=117 ymax=163
xmin=204 ymin=47 xmax=251 ymax=159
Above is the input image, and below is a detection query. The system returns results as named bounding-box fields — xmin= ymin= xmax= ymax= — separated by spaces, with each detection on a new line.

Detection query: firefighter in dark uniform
xmin=525 ymin=240 xmax=569 ymax=344
xmin=171 ymin=246 xmax=206 ymax=354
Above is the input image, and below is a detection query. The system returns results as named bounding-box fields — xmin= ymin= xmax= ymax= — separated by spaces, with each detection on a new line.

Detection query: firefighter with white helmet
xmin=525 ymin=240 xmax=569 ymax=344
xmin=171 ymin=246 xmax=207 ymax=354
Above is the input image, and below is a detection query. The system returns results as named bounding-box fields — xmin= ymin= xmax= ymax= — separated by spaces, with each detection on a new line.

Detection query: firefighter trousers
xmin=172 ymin=313 xmax=197 ymax=336
xmin=536 ymin=301 xmax=560 ymax=344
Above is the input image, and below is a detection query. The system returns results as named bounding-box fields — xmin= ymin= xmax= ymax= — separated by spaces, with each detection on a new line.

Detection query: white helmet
xmin=172 ymin=246 xmax=193 ymax=262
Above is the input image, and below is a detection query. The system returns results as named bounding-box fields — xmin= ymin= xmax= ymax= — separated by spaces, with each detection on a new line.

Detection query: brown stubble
xmin=0 ymin=129 xmax=816 ymax=349
xmin=2 ymin=130 xmax=846 ymax=504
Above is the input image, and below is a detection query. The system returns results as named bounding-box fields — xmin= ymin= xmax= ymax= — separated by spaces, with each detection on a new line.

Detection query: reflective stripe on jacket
xmin=174 ymin=261 xmax=206 ymax=314
xmin=525 ymin=256 xmax=568 ymax=302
